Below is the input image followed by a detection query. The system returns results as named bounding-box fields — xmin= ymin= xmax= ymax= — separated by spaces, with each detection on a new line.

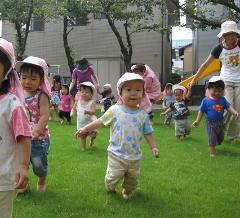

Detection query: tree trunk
xmin=63 ymin=16 xmax=75 ymax=75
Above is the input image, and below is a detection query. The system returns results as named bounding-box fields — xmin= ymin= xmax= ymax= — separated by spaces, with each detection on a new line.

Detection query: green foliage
xmin=13 ymin=110 xmax=240 ymax=218
xmin=167 ymin=73 xmax=181 ymax=84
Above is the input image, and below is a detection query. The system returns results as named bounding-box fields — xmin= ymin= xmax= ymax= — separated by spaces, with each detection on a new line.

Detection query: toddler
xmin=162 ymin=83 xmax=175 ymax=126
xmin=192 ymin=76 xmax=239 ymax=157
xmin=99 ymin=83 xmax=115 ymax=113
xmin=75 ymin=73 xmax=159 ymax=200
xmin=50 ymin=77 xmax=61 ymax=120
xmin=71 ymin=81 xmax=97 ymax=150
xmin=161 ymin=85 xmax=191 ymax=139
xmin=0 ymin=38 xmax=31 ymax=217
xmin=59 ymin=84 xmax=73 ymax=124
xmin=17 ymin=56 xmax=51 ymax=192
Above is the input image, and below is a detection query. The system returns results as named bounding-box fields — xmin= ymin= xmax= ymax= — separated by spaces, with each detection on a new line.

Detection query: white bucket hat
xmin=172 ymin=85 xmax=186 ymax=93
xmin=217 ymin=21 xmax=240 ymax=38
xmin=79 ymin=81 xmax=95 ymax=94
xmin=208 ymin=76 xmax=223 ymax=83
xmin=15 ymin=56 xmax=51 ymax=97
xmin=103 ymin=83 xmax=112 ymax=89
xmin=117 ymin=72 xmax=144 ymax=96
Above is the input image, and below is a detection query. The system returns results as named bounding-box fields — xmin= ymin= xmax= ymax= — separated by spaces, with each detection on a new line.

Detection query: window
xmin=94 ymin=12 xmax=107 ymax=20
xmin=30 ymin=17 xmax=45 ymax=31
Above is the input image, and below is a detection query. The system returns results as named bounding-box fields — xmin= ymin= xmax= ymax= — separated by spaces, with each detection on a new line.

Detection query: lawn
xmin=13 ymin=110 xmax=240 ymax=218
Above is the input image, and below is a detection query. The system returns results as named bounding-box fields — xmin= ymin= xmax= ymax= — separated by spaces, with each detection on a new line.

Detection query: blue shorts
xmin=31 ymin=138 xmax=50 ymax=177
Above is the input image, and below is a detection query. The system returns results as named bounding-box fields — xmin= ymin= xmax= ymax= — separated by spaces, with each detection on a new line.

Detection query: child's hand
xmin=234 ymin=111 xmax=239 ymax=119
xmin=160 ymin=112 xmax=165 ymax=116
xmin=151 ymin=147 xmax=159 ymax=158
xmin=192 ymin=120 xmax=199 ymax=128
xmin=75 ymin=128 xmax=87 ymax=137
xmin=32 ymin=129 xmax=41 ymax=139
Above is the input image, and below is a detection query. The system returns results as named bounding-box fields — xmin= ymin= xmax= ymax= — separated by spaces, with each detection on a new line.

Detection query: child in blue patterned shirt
xmin=75 ymin=72 xmax=159 ymax=200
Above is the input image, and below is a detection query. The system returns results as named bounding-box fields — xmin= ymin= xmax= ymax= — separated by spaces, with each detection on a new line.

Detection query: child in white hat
xmin=0 ymin=38 xmax=31 ymax=217
xmin=17 ymin=56 xmax=51 ymax=192
xmin=99 ymin=83 xmax=115 ymax=113
xmin=192 ymin=76 xmax=239 ymax=157
xmin=161 ymin=85 xmax=191 ymax=139
xmin=191 ymin=20 xmax=240 ymax=142
xmin=75 ymin=72 xmax=159 ymax=199
xmin=71 ymin=81 xmax=97 ymax=150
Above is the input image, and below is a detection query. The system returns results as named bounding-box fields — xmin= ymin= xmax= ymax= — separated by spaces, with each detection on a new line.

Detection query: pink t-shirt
xmin=144 ymin=66 xmax=161 ymax=100
xmin=59 ymin=94 xmax=72 ymax=112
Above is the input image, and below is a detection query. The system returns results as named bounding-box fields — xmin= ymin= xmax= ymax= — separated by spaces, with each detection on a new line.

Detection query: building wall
xmin=183 ymin=45 xmax=193 ymax=73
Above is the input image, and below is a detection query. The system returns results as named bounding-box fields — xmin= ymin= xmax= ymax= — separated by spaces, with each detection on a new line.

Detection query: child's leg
xmin=89 ymin=130 xmax=97 ymax=147
xmin=80 ymin=135 xmax=87 ymax=150
xmin=122 ymin=160 xmax=140 ymax=199
xmin=0 ymin=191 xmax=15 ymax=217
xmin=208 ymin=146 xmax=216 ymax=157
xmin=164 ymin=112 xmax=172 ymax=126
xmin=105 ymin=153 xmax=125 ymax=192
xmin=31 ymin=139 xmax=50 ymax=192
xmin=65 ymin=112 xmax=71 ymax=124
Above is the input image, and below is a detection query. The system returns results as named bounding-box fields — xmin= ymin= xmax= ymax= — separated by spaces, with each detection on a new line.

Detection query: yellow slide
xmin=179 ymin=59 xmax=221 ymax=87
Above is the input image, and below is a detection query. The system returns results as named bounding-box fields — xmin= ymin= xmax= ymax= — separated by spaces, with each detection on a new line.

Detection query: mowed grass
xmin=13 ymin=110 xmax=240 ymax=218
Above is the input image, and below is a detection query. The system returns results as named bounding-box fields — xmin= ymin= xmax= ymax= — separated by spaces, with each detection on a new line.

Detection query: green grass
xmin=13 ymin=110 xmax=240 ymax=218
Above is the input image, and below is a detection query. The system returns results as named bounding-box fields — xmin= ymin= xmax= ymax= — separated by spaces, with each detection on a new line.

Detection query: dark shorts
xmin=206 ymin=120 xmax=224 ymax=147
xmin=31 ymin=138 xmax=50 ymax=177
xmin=59 ymin=110 xmax=71 ymax=123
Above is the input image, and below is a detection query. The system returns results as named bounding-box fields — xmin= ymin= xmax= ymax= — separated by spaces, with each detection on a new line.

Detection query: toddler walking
xmin=71 ymin=81 xmax=97 ymax=150
xmin=75 ymin=73 xmax=159 ymax=200
xmin=162 ymin=83 xmax=175 ymax=126
xmin=161 ymin=85 xmax=191 ymax=139
xmin=192 ymin=76 xmax=239 ymax=157
xmin=99 ymin=83 xmax=115 ymax=113
xmin=50 ymin=77 xmax=61 ymax=120
xmin=17 ymin=56 xmax=51 ymax=192
xmin=59 ymin=84 xmax=73 ymax=124
xmin=0 ymin=38 xmax=31 ymax=217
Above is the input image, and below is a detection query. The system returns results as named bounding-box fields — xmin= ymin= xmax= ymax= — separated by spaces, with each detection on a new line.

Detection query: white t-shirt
xmin=211 ymin=42 xmax=240 ymax=82
xmin=0 ymin=93 xmax=31 ymax=191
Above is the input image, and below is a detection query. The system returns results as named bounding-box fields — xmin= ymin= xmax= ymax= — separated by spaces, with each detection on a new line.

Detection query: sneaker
xmin=122 ymin=189 xmax=130 ymax=200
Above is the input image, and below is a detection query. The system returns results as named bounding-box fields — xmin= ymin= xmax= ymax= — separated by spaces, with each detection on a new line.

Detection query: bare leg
xmin=80 ymin=136 xmax=87 ymax=150
xmin=37 ymin=177 xmax=46 ymax=192
xmin=89 ymin=136 xmax=96 ymax=147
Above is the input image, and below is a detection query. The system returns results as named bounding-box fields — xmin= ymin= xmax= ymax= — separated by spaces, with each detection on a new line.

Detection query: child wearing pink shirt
xmin=59 ymin=84 xmax=73 ymax=124
xmin=0 ymin=38 xmax=31 ymax=218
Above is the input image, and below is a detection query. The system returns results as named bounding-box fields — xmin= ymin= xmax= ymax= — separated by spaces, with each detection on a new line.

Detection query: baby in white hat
xmin=192 ymin=76 xmax=239 ymax=157
xmin=75 ymin=72 xmax=159 ymax=200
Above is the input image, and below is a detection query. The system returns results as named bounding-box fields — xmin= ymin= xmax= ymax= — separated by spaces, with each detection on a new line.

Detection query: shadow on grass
xmin=217 ymin=147 xmax=240 ymax=157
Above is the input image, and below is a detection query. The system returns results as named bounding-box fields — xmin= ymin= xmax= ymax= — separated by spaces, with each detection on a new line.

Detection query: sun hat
xmin=79 ymin=81 xmax=95 ymax=93
xmin=116 ymin=72 xmax=144 ymax=96
xmin=208 ymin=76 xmax=223 ymax=83
xmin=103 ymin=83 xmax=112 ymax=89
xmin=217 ymin=21 xmax=240 ymax=38
xmin=0 ymin=38 xmax=25 ymax=102
xmin=15 ymin=56 xmax=51 ymax=97
xmin=172 ymin=85 xmax=186 ymax=93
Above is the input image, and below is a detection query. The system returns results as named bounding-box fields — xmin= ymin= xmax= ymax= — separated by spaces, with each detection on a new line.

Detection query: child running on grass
xmin=71 ymin=82 xmax=97 ymax=150
xmin=192 ymin=76 xmax=239 ymax=157
xmin=58 ymin=84 xmax=73 ymax=124
xmin=160 ymin=85 xmax=191 ymax=140
xmin=0 ymin=38 xmax=31 ymax=218
xmin=75 ymin=72 xmax=159 ymax=200
xmin=17 ymin=56 xmax=51 ymax=192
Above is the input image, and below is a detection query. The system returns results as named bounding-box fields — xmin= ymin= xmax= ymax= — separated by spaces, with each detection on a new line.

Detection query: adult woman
xmin=191 ymin=21 xmax=240 ymax=142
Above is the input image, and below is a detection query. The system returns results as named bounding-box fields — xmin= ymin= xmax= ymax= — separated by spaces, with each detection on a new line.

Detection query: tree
xmin=167 ymin=0 xmax=240 ymax=29
xmin=0 ymin=0 xmax=60 ymax=60
xmin=61 ymin=0 xmax=90 ymax=74
xmin=90 ymin=0 xmax=163 ymax=71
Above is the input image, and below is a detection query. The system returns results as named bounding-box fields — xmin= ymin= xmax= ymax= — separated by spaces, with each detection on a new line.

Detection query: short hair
xmin=207 ymin=80 xmax=225 ymax=90
xmin=132 ymin=64 xmax=146 ymax=73
xmin=19 ymin=63 xmax=44 ymax=80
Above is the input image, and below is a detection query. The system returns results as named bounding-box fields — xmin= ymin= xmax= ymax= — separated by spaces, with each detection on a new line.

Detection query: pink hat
xmin=117 ymin=72 xmax=144 ymax=96
xmin=15 ymin=56 xmax=51 ymax=97
xmin=0 ymin=38 xmax=25 ymax=102
xmin=172 ymin=85 xmax=186 ymax=93
xmin=208 ymin=76 xmax=223 ymax=83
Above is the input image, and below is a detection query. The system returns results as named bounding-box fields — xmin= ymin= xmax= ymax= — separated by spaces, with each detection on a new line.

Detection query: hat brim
xmin=15 ymin=60 xmax=43 ymax=73
xmin=217 ymin=30 xmax=240 ymax=38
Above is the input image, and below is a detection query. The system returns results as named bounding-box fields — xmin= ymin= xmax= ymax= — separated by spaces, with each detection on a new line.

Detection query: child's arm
xmin=15 ymin=136 xmax=31 ymax=189
xmin=70 ymin=101 xmax=77 ymax=117
xmin=32 ymin=94 xmax=50 ymax=139
xmin=75 ymin=119 xmax=104 ymax=137
xmin=227 ymin=106 xmax=239 ymax=118
xmin=192 ymin=111 xmax=204 ymax=127
xmin=185 ymin=86 xmax=192 ymax=100
xmin=144 ymin=134 xmax=159 ymax=158
xmin=160 ymin=107 xmax=172 ymax=116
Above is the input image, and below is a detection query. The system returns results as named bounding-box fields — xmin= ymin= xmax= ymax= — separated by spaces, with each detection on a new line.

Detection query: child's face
xmin=61 ymin=86 xmax=68 ymax=95
xmin=165 ymin=86 xmax=173 ymax=95
xmin=54 ymin=82 xmax=61 ymax=91
xmin=209 ymin=87 xmax=223 ymax=99
xmin=80 ymin=86 xmax=92 ymax=100
xmin=174 ymin=90 xmax=184 ymax=101
xmin=121 ymin=80 xmax=144 ymax=109
xmin=20 ymin=70 xmax=42 ymax=93
xmin=0 ymin=62 xmax=4 ymax=87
